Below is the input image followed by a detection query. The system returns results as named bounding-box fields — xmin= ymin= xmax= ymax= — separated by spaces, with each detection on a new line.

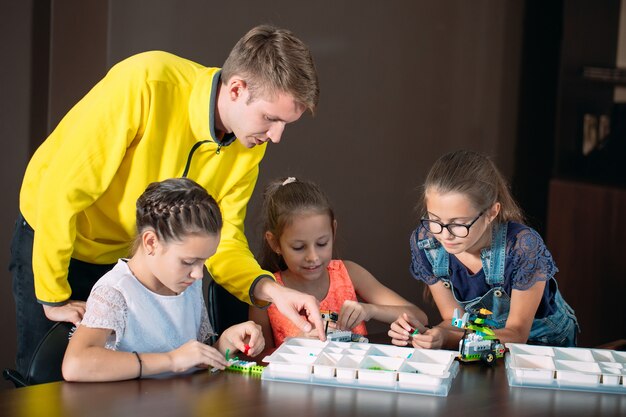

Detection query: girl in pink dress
xmin=250 ymin=177 xmax=427 ymax=348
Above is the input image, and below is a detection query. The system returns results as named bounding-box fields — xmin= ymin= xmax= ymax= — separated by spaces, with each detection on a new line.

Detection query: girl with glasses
xmin=389 ymin=150 xmax=579 ymax=349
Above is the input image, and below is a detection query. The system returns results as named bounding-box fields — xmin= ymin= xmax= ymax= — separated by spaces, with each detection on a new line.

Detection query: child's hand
xmin=337 ymin=300 xmax=371 ymax=330
xmin=388 ymin=313 xmax=427 ymax=347
xmin=168 ymin=340 xmax=228 ymax=372
xmin=220 ymin=320 xmax=265 ymax=357
xmin=410 ymin=326 xmax=444 ymax=350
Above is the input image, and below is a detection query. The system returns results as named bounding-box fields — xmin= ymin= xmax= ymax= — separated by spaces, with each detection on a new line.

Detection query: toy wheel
xmin=481 ymin=351 xmax=496 ymax=366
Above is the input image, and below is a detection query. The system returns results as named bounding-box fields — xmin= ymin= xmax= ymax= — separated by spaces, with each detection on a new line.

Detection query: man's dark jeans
xmin=9 ymin=213 xmax=114 ymax=376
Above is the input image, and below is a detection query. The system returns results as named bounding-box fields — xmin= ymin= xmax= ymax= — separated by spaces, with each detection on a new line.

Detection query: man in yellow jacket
xmin=10 ymin=25 xmax=323 ymax=376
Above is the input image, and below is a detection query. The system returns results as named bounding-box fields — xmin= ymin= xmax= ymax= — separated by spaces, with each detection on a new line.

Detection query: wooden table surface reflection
xmin=0 ymin=343 xmax=624 ymax=417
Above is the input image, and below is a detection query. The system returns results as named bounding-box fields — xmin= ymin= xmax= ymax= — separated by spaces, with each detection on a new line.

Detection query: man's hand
xmin=42 ymin=300 xmax=86 ymax=325
xmin=254 ymin=278 xmax=326 ymax=341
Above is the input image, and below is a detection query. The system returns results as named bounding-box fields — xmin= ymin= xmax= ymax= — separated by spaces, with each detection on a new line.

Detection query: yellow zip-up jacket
xmin=20 ymin=51 xmax=274 ymax=305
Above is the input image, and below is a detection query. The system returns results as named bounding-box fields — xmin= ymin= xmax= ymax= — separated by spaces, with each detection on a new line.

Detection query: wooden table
xmin=0 ymin=348 xmax=624 ymax=417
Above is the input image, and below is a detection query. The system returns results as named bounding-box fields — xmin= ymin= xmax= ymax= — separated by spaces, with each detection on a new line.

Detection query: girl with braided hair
xmin=62 ymin=178 xmax=264 ymax=381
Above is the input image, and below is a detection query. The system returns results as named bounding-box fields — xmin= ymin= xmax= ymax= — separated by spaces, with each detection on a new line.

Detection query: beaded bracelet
xmin=132 ymin=351 xmax=142 ymax=379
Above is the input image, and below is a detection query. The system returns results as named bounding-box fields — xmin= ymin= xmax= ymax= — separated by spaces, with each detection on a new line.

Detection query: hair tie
xmin=282 ymin=177 xmax=297 ymax=186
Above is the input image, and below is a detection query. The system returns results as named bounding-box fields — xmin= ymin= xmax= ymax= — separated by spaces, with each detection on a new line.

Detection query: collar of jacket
xmin=188 ymin=68 xmax=236 ymax=147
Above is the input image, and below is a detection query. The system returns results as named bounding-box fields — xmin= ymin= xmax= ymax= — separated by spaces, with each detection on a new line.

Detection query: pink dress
xmin=267 ymin=260 xmax=368 ymax=346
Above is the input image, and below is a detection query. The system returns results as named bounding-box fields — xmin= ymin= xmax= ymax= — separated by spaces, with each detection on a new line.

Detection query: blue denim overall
xmin=418 ymin=222 xmax=579 ymax=347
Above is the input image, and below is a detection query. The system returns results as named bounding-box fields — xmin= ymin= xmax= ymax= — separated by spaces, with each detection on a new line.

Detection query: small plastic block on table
xmin=261 ymin=337 xmax=459 ymax=396
xmin=325 ymin=330 xmax=353 ymax=342
xmin=325 ymin=329 xmax=369 ymax=343
xmin=505 ymin=343 xmax=626 ymax=394
xmin=225 ymin=358 xmax=265 ymax=376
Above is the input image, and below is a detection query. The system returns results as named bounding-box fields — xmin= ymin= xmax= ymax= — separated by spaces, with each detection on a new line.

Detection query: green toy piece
xmin=211 ymin=348 xmax=265 ymax=376
xmin=451 ymin=308 xmax=505 ymax=366
xmin=225 ymin=359 xmax=265 ymax=375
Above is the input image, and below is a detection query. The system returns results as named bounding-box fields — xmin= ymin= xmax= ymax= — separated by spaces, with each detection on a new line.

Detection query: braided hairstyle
xmin=258 ymin=177 xmax=336 ymax=272
xmin=132 ymin=178 xmax=222 ymax=254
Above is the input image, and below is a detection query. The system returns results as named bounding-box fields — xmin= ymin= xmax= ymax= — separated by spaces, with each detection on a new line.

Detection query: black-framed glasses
xmin=420 ymin=211 xmax=484 ymax=238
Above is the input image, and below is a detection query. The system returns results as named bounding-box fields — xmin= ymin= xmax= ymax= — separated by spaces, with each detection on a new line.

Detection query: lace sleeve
xmin=409 ymin=228 xmax=439 ymax=285
xmin=198 ymin=301 xmax=217 ymax=343
xmin=81 ymin=285 xmax=127 ymax=347
xmin=509 ymin=228 xmax=558 ymax=290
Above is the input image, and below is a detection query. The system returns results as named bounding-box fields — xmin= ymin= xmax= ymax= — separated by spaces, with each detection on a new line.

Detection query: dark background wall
xmin=2 ymin=0 xmax=623 ymax=386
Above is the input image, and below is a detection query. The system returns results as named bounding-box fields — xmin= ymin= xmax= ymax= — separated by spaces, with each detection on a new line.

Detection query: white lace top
xmin=81 ymin=260 xmax=214 ymax=352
